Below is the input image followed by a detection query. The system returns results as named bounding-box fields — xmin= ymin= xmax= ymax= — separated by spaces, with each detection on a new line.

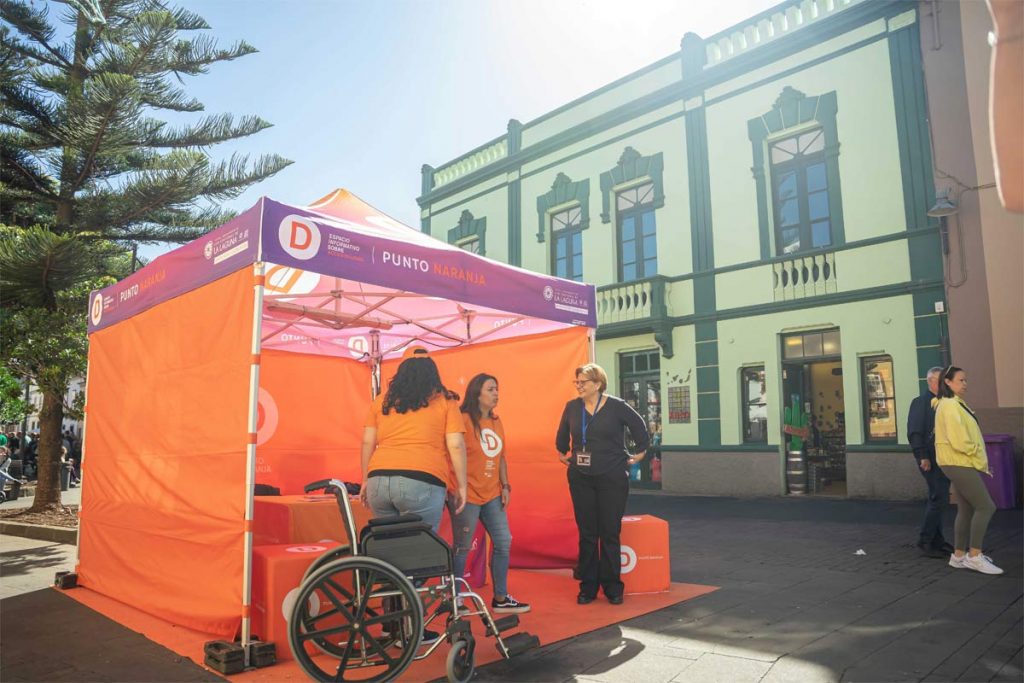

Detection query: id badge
xmin=574 ymin=449 xmax=591 ymax=467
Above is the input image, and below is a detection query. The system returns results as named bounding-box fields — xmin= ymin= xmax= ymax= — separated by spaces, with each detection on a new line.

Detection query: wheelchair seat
xmin=359 ymin=515 xmax=453 ymax=581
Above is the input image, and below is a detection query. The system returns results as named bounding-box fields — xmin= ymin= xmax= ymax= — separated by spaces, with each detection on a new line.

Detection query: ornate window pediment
xmin=536 ymin=173 xmax=589 ymax=243
xmin=447 ymin=209 xmax=486 ymax=255
xmin=600 ymin=147 xmax=665 ymax=223
xmin=748 ymin=87 xmax=845 ymax=259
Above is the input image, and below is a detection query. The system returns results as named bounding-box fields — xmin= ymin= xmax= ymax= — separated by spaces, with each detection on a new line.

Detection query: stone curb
xmin=0 ymin=521 xmax=77 ymax=545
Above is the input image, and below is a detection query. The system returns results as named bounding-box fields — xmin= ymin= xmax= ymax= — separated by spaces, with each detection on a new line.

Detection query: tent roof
xmin=88 ymin=190 xmax=596 ymax=352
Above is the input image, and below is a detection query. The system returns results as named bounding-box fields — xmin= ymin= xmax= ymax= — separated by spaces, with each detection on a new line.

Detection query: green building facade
xmin=418 ymin=0 xmax=948 ymax=499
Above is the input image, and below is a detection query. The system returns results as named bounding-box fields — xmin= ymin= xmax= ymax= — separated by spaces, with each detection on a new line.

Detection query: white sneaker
xmin=949 ymin=553 xmax=966 ymax=569
xmin=962 ymin=553 xmax=1004 ymax=575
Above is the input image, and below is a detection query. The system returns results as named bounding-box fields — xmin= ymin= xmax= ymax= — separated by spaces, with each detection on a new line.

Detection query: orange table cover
xmin=253 ymin=495 xmax=371 ymax=546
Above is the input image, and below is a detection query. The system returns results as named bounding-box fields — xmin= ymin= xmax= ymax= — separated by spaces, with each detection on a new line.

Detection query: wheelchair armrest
xmin=304 ymin=479 xmax=332 ymax=494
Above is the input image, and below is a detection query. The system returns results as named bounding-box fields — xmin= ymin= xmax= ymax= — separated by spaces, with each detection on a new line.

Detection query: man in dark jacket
xmin=907 ymin=366 xmax=953 ymax=558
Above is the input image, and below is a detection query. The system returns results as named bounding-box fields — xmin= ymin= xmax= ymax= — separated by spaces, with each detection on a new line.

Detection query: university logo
xmin=278 ymin=215 xmax=321 ymax=261
xmin=480 ymin=428 xmax=503 ymax=458
xmin=622 ymin=516 xmax=642 ymax=522
xmin=620 ymin=544 xmax=638 ymax=574
xmin=543 ymin=285 xmax=554 ymax=301
xmin=286 ymin=545 xmax=327 ymax=553
xmin=90 ymin=292 xmax=104 ymax=326
xmin=203 ymin=241 xmax=213 ymax=260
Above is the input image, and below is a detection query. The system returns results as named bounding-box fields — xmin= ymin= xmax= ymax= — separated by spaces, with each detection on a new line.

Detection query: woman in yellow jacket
xmin=934 ymin=366 xmax=1002 ymax=575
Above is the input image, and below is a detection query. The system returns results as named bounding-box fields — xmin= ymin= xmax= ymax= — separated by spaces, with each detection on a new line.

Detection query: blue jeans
xmin=452 ymin=496 xmax=512 ymax=597
xmin=366 ymin=475 xmax=446 ymax=533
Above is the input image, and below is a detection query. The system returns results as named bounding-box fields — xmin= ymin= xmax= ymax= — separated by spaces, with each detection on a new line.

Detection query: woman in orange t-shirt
xmin=360 ymin=347 xmax=467 ymax=533
xmin=452 ymin=373 xmax=530 ymax=614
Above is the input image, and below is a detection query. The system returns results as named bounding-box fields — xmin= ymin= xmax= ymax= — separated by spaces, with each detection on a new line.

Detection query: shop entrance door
xmin=782 ymin=329 xmax=845 ymax=495
xmin=620 ymin=350 xmax=662 ymax=489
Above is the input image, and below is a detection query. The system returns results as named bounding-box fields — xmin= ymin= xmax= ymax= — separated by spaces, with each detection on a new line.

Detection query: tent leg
xmin=241 ymin=262 xmax=266 ymax=666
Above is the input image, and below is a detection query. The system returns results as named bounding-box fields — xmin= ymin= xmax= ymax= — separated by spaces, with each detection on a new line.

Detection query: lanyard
xmin=581 ymin=394 xmax=605 ymax=450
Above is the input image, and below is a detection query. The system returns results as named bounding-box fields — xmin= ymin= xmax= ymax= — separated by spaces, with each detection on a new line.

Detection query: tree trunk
xmin=29 ymin=389 xmax=65 ymax=512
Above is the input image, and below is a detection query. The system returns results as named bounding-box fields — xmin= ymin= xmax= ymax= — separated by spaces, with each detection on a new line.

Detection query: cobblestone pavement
xmin=1 ymin=492 xmax=1020 ymax=682
xmin=474 ymin=493 xmax=1022 ymax=683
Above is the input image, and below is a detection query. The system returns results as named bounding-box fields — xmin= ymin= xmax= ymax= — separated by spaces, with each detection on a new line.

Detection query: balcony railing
xmin=704 ymin=0 xmax=864 ymax=67
xmin=772 ymin=250 xmax=837 ymax=301
xmin=432 ymin=139 xmax=509 ymax=189
xmin=596 ymin=276 xmax=669 ymax=326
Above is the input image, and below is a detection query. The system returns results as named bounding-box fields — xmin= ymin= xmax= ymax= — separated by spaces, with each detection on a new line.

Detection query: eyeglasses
xmin=573 ymin=379 xmax=594 ymax=387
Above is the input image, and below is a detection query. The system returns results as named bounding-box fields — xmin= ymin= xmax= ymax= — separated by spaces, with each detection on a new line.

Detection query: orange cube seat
xmin=251 ymin=542 xmax=342 ymax=661
xmin=619 ymin=515 xmax=670 ymax=594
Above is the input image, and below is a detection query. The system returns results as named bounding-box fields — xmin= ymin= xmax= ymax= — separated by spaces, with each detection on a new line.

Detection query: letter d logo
xmin=279 ymin=215 xmax=321 ymax=261
xmin=90 ymin=292 xmax=103 ymax=326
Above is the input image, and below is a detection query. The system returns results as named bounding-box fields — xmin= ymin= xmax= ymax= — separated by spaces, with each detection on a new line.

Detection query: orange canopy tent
xmin=78 ymin=189 xmax=596 ymax=645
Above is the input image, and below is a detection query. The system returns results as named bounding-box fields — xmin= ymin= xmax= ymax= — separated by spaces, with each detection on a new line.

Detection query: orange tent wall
xmin=78 ymin=268 xmax=254 ymax=638
xmin=380 ymin=326 xmax=590 ymax=568
xmin=255 ymin=349 xmax=372 ymax=493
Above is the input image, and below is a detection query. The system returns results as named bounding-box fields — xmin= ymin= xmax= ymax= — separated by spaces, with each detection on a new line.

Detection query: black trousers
xmin=568 ymin=466 xmax=629 ymax=599
xmin=918 ymin=461 xmax=950 ymax=548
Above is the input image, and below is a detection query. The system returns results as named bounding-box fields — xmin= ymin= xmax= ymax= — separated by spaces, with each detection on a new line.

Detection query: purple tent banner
xmin=87 ymin=205 xmax=262 ymax=333
xmin=261 ymin=199 xmax=596 ymax=327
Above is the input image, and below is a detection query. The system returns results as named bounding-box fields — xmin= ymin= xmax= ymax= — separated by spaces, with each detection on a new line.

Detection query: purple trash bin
xmin=983 ymin=434 xmax=1018 ymax=509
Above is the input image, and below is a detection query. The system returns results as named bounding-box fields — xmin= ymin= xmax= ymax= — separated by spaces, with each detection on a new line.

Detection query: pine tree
xmin=0 ymin=0 xmax=291 ymax=511
xmin=1 ymin=0 xmax=291 ymax=235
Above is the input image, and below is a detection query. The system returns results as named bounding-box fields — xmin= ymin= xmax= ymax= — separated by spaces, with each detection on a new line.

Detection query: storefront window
xmin=861 ymin=356 xmax=897 ymax=442
xmin=782 ymin=329 xmax=841 ymax=360
xmin=620 ymin=350 xmax=662 ymax=487
xmin=742 ymin=366 xmax=768 ymax=443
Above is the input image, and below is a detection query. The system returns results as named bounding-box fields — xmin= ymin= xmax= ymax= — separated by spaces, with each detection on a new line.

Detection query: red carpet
xmin=63 ymin=568 xmax=717 ymax=681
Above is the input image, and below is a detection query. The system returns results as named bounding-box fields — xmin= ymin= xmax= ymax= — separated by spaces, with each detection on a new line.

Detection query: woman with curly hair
xmin=360 ymin=346 xmax=468 ymax=533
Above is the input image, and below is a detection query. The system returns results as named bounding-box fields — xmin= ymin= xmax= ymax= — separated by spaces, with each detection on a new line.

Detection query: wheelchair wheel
xmin=289 ymin=555 xmax=422 ymax=682
xmin=301 ymin=544 xmax=352 ymax=585
xmin=446 ymin=636 xmax=475 ymax=683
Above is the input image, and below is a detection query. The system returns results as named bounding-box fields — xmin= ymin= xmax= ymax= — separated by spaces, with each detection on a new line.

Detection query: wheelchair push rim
xmin=288 ymin=555 xmax=422 ymax=682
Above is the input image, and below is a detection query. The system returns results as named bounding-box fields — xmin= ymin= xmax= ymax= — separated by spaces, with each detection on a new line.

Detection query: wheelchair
xmin=287 ymin=479 xmax=540 ymax=682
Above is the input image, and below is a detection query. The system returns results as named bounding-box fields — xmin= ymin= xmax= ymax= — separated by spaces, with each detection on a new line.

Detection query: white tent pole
xmin=73 ymin=348 xmax=95 ymax=567
xmin=241 ymin=261 xmax=265 ymax=665
xmin=588 ymin=327 xmax=597 ymax=363
xmin=369 ymin=329 xmax=381 ymax=399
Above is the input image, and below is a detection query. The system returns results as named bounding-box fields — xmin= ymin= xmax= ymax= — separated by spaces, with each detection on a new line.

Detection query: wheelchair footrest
xmin=485 ymin=615 xmax=519 ymax=636
xmin=499 ymin=632 xmax=540 ymax=657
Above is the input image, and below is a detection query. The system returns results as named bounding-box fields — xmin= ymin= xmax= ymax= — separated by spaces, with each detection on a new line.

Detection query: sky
xmin=142 ymin=0 xmax=780 ymax=258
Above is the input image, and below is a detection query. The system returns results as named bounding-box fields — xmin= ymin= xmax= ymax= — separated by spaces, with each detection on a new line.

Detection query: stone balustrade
xmin=705 ymin=0 xmax=864 ymax=67
xmin=772 ymin=250 xmax=838 ymax=301
xmin=596 ymin=277 xmax=668 ymax=326
xmin=432 ymin=139 xmax=508 ymax=188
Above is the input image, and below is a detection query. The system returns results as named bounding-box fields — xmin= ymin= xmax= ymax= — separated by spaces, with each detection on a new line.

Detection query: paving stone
xmin=991 ymin=645 xmax=1022 ymax=682
xmin=958 ymin=618 xmax=1024 ymax=682
xmin=761 ymin=656 xmax=841 ymax=683
xmin=3 ymin=493 xmax=1020 ymax=682
xmin=925 ymin=601 xmax=1022 ymax=681
xmin=670 ymin=652 xmax=772 ymax=683
xmin=580 ymin=647 xmax=696 ymax=682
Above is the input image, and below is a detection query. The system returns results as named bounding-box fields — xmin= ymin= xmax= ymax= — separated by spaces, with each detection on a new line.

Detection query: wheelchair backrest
xmin=359 ymin=519 xmax=453 ymax=581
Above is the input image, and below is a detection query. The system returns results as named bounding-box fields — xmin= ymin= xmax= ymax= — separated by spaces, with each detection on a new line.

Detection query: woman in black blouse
xmin=556 ymin=363 xmax=649 ymax=605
